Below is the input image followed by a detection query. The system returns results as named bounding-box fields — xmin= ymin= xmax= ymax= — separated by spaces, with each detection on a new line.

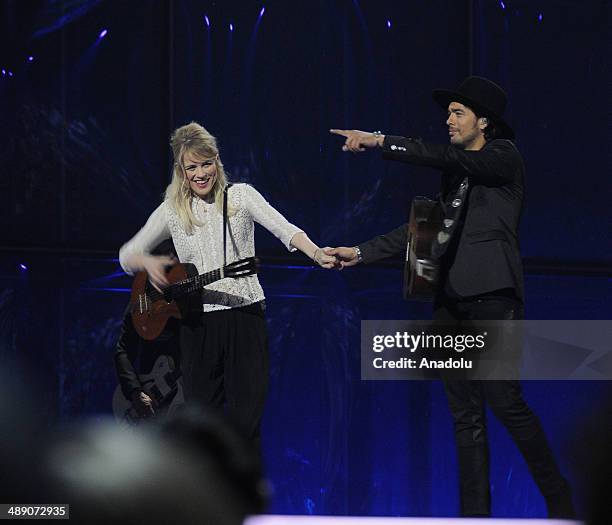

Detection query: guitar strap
xmin=223 ymin=183 xmax=233 ymax=267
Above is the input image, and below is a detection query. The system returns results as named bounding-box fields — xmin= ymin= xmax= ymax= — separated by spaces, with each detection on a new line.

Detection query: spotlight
xmin=8 ymin=71 xmax=13 ymax=77
xmin=229 ymin=23 xmax=234 ymax=32
xmin=500 ymin=1 xmax=506 ymax=8
xmin=1 ymin=69 xmax=5 ymax=76
xmin=259 ymin=7 xmax=265 ymax=17
xmin=19 ymin=264 xmax=27 ymax=271
xmin=204 ymin=15 xmax=210 ymax=27
xmin=27 ymin=56 xmax=34 ymax=62
xmin=99 ymin=29 xmax=108 ymax=38
xmin=538 ymin=13 xmax=543 ymax=21
xmin=387 ymin=20 xmax=391 ymax=29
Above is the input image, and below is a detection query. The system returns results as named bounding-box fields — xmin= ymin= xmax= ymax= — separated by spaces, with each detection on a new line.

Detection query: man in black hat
xmin=327 ymin=76 xmax=575 ymax=518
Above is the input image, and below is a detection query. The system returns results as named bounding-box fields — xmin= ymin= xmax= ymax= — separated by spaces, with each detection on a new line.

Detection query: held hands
xmin=289 ymin=233 xmax=340 ymax=269
xmin=322 ymin=247 xmax=360 ymax=270
xmin=313 ymin=247 xmax=341 ymax=269
xmin=329 ymin=129 xmax=385 ymax=153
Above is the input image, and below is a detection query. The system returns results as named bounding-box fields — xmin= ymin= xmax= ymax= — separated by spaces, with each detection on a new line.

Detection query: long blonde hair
xmin=165 ymin=122 xmax=230 ymax=234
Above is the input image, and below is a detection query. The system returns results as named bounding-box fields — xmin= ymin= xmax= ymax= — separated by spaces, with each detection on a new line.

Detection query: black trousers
xmin=179 ymin=301 xmax=269 ymax=447
xmin=434 ymin=291 xmax=572 ymax=518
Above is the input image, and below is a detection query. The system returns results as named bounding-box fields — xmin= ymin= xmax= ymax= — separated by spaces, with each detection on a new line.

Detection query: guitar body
xmin=404 ymin=197 xmax=442 ymax=300
xmin=112 ymin=355 xmax=184 ymax=427
xmin=130 ymin=258 xmax=258 ymax=340
xmin=130 ymin=262 xmax=201 ymax=341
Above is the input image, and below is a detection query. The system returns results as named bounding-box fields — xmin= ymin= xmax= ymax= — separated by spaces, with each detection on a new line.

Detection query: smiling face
xmin=182 ymin=151 xmax=218 ymax=199
xmin=446 ymin=101 xmax=486 ymax=150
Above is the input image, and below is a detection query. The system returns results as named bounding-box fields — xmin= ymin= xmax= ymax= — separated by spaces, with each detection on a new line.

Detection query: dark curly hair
xmin=474 ymin=110 xmax=503 ymax=141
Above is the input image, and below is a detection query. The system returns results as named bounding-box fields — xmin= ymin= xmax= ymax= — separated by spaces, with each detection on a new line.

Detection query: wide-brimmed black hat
xmin=432 ymin=76 xmax=514 ymax=139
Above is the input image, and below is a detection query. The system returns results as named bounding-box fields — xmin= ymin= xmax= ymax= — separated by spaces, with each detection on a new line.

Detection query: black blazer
xmin=358 ymin=136 xmax=525 ymax=300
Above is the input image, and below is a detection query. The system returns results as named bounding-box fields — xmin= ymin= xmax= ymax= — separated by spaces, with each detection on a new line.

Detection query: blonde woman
xmin=119 ymin=122 xmax=336 ymax=445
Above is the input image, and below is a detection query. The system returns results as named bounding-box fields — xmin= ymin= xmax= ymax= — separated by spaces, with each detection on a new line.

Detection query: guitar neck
xmin=143 ymin=258 xmax=255 ymax=305
xmin=172 ymin=267 xmax=224 ymax=298
xmin=144 ymin=267 xmax=222 ymax=304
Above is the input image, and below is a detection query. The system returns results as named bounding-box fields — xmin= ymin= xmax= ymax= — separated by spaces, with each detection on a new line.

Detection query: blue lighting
xmin=387 ymin=20 xmax=391 ymax=29
xmin=1 ymin=69 xmax=5 ymax=76
xmin=8 ymin=71 xmax=13 ymax=77
xmin=259 ymin=7 xmax=265 ymax=17
xmin=204 ymin=15 xmax=210 ymax=27
xmin=230 ymin=22 xmax=234 ymax=32
xmin=500 ymin=1 xmax=506 ymax=9
xmin=99 ymin=28 xmax=108 ymax=38
xmin=28 ymin=56 xmax=34 ymax=62
xmin=272 ymin=293 xmax=318 ymax=299
xmin=19 ymin=264 xmax=27 ymax=270
xmin=538 ymin=13 xmax=543 ymax=22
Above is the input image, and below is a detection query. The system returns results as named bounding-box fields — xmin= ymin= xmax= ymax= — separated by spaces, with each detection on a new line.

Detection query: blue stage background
xmin=0 ymin=0 xmax=610 ymax=519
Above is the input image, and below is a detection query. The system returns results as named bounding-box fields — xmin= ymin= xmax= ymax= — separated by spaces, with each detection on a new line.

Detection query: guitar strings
xmin=133 ymin=258 xmax=255 ymax=313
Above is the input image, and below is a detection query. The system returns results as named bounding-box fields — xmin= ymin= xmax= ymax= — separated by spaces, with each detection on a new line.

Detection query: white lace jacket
xmin=119 ymin=183 xmax=303 ymax=312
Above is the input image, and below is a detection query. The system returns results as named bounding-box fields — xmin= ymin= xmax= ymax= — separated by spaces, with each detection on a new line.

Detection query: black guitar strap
xmin=223 ymin=183 xmax=233 ymax=268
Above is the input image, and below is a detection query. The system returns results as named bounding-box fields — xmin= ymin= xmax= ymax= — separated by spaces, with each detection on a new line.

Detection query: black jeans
xmin=179 ymin=301 xmax=269 ymax=448
xmin=434 ymin=291 xmax=573 ymax=518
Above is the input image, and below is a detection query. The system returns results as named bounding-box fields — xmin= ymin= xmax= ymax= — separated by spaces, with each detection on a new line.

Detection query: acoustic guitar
xmin=403 ymin=197 xmax=442 ymax=300
xmin=130 ymin=257 xmax=258 ymax=340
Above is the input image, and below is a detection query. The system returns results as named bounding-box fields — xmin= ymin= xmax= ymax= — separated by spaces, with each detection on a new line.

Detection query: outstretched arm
xmin=358 ymin=224 xmax=408 ymax=264
xmin=330 ymin=129 xmax=521 ymax=186
xmin=380 ymin=135 xmax=519 ymax=185
xmin=290 ymin=232 xmax=338 ymax=269
xmin=242 ymin=184 xmax=337 ymax=268
xmin=325 ymin=224 xmax=408 ymax=270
